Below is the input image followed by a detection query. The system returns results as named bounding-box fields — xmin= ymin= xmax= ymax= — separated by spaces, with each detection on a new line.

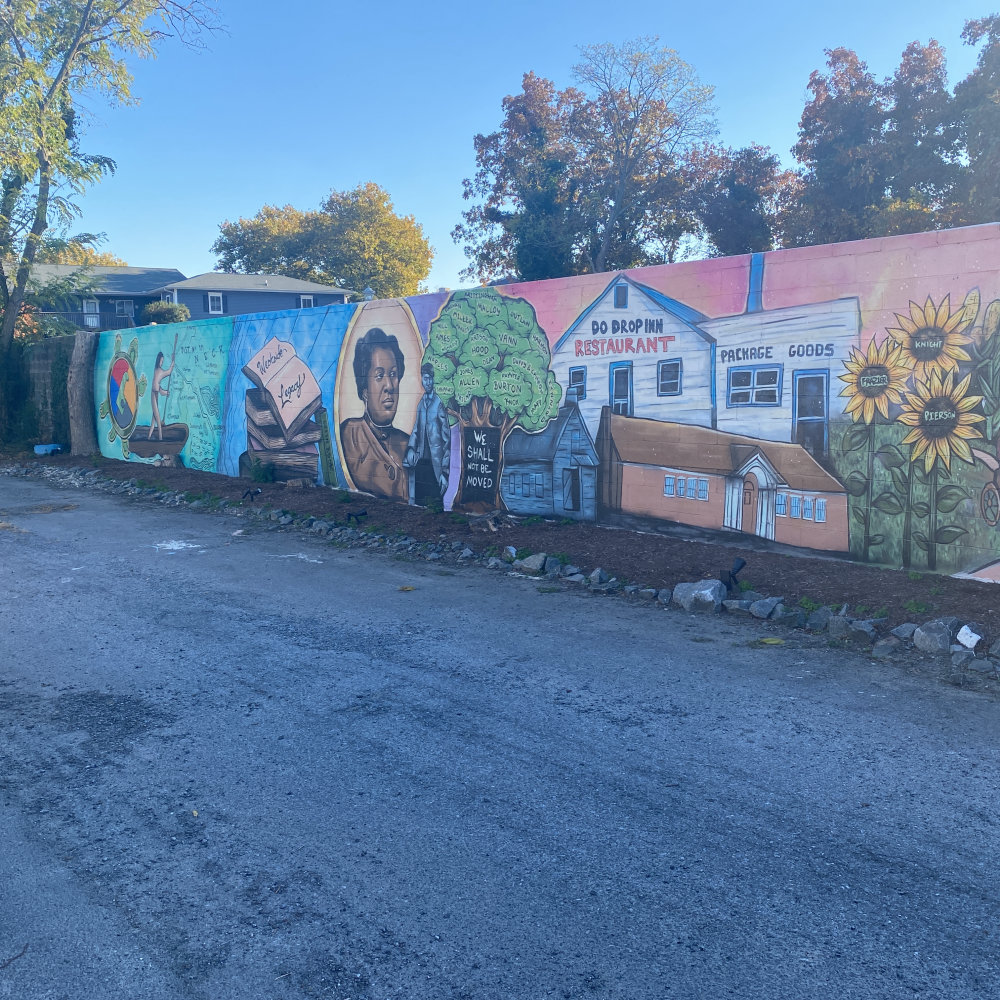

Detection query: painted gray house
xmin=29 ymin=264 xmax=187 ymax=331
xmin=500 ymin=391 xmax=599 ymax=521
xmin=151 ymin=273 xmax=352 ymax=321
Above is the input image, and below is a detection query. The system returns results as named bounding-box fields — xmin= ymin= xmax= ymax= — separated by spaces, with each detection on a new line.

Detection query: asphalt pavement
xmin=1 ymin=472 xmax=999 ymax=999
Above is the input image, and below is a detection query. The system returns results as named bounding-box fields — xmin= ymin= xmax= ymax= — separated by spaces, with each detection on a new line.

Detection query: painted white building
xmin=703 ymin=296 xmax=861 ymax=454
xmin=551 ymin=259 xmax=862 ymax=460
xmin=549 ymin=273 xmax=717 ymax=435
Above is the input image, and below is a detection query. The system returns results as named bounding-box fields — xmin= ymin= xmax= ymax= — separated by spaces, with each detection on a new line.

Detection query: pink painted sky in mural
xmin=73 ymin=0 xmax=990 ymax=293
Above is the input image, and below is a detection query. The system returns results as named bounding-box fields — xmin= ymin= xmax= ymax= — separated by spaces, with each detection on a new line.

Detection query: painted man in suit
xmin=404 ymin=363 xmax=451 ymax=506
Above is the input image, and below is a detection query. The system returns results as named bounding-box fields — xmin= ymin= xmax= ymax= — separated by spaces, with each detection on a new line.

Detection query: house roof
xmin=152 ymin=272 xmax=352 ymax=295
xmin=554 ymin=272 xmax=715 ymax=353
xmin=604 ymin=411 xmax=844 ymax=493
xmin=26 ymin=264 xmax=187 ymax=295
xmin=504 ymin=403 xmax=599 ymax=466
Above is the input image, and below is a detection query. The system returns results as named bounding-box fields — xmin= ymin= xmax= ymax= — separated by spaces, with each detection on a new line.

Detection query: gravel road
xmin=1 ymin=472 xmax=999 ymax=999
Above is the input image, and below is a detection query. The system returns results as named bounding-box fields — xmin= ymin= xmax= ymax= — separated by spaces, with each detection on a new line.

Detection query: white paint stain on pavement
xmin=152 ymin=540 xmax=203 ymax=553
xmin=271 ymin=553 xmax=323 ymax=564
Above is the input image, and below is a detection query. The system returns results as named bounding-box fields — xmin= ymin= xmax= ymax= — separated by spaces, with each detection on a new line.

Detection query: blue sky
xmin=70 ymin=0 xmax=992 ymax=292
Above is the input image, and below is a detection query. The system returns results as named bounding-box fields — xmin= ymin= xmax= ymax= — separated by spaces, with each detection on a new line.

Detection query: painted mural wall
xmin=95 ymin=223 xmax=1000 ymax=580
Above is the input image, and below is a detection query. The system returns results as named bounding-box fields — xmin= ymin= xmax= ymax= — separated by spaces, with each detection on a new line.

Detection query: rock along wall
xmin=92 ymin=223 xmax=1000 ymax=580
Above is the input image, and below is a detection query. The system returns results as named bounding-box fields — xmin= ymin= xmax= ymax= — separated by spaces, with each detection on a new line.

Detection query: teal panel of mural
xmin=95 ymin=319 xmax=233 ymax=469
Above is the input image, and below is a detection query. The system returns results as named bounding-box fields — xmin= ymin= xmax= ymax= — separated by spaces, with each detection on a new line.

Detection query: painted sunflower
xmin=898 ymin=370 xmax=984 ymax=474
xmin=886 ymin=294 xmax=972 ymax=381
xmin=838 ymin=338 xmax=910 ymax=423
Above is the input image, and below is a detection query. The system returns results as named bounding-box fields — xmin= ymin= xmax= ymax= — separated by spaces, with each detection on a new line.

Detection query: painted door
xmin=609 ymin=362 xmax=633 ymax=416
xmin=793 ymin=371 xmax=828 ymax=457
xmin=741 ymin=473 xmax=759 ymax=534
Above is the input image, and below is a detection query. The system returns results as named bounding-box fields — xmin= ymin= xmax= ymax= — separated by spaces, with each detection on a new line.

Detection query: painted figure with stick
xmin=149 ymin=333 xmax=178 ymax=440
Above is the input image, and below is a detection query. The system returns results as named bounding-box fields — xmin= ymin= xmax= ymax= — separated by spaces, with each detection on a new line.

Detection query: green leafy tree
xmin=423 ymin=287 xmax=561 ymax=509
xmin=0 ymin=1 xmax=217 ymax=441
xmin=454 ymin=38 xmax=716 ymax=283
xmin=0 ymin=1 xmax=218 ymax=353
xmin=212 ymin=182 xmax=433 ymax=299
xmin=688 ymin=144 xmax=795 ymax=256
xmin=881 ymin=39 xmax=964 ymax=232
xmin=140 ymin=300 xmax=190 ymax=325
xmin=954 ymin=15 xmax=1000 ymax=225
xmin=36 ymin=234 xmax=127 ymax=265
xmin=782 ymin=48 xmax=890 ymax=247
xmin=783 ymin=41 xmax=966 ymax=248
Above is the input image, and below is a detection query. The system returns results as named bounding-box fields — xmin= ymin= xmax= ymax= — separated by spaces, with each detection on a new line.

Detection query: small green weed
xmin=536 ymin=585 xmax=560 ymax=594
xmin=908 ymin=571 xmax=922 ymax=581
xmin=516 ymin=547 xmax=533 ymax=559
xmin=904 ymin=598 xmax=930 ymax=614
xmin=248 ymin=456 xmax=276 ymax=483
xmin=335 ymin=490 xmax=353 ymax=503
xmin=798 ymin=596 xmax=821 ymax=612
xmin=738 ymin=579 xmax=754 ymax=593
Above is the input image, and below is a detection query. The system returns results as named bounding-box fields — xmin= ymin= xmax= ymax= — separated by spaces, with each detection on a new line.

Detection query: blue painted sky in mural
xmin=73 ymin=0 xmax=988 ymax=294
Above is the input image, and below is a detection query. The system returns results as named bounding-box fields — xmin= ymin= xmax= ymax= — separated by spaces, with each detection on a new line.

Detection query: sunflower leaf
xmin=852 ymin=507 xmax=869 ymax=527
xmin=841 ymin=424 xmax=871 ymax=454
xmin=912 ymin=464 xmax=929 ymax=484
xmin=889 ymin=467 xmax=908 ymax=494
xmin=934 ymin=525 xmax=967 ymax=545
xmin=875 ymin=444 xmax=906 ymax=469
xmin=912 ymin=530 xmax=929 ymax=552
xmin=845 ymin=471 xmax=870 ymax=497
xmin=872 ymin=492 xmax=903 ymax=515
xmin=911 ymin=501 xmax=930 ymax=518
xmin=936 ymin=485 xmax=969 ymax=513
xmin=868 ymin=533 xmax=885 ymax=546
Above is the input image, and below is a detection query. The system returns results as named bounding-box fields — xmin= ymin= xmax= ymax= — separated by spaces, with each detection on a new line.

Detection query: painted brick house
xmin=596 ymin=408 xmax=849 ymax=552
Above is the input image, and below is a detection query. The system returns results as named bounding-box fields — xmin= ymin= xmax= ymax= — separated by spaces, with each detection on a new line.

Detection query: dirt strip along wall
xmin=91 ymin=223 xmax=1000 ymax=580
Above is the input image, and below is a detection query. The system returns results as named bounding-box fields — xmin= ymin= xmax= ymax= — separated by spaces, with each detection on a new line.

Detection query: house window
xmin=697 ymin=479 xmax=709 ymax=501
xmin=727 ymin=365 xmax=783 ymax=406
xmin=208 ymin=292 xmax=224 ymax=315
xmin=657 ymin=359 xmax=682 ymax=396
xmin=115 ymin=299 xmax=134 ymax=317
xmin=687 ymin=477 xmax=697 ymax=499
xmin=803 ymin=497 xmax=814 ymax=520
xmin=161 ymin=292 xmax=174 ymax=303
xmin=299 ymin=295 xmax=314 ymax=309
xmin=790 ymin=495 xmax=801 ymax=518
xmin=613 ymin=284 xmax=628 ymax=308
xmin=534 ymin=474 xmax=544 ymax=499
xmin=664 ymin=475 xmax=675 ymax=497
xmin=677 ymin=478 xmax=686 ymax=498
xmin=568 ymin=366 xmax=587 ymax=400
xmin=816 ymin=498 xmax=827 ymax=523
xmin=776 ymin=492 xmax=788 ymax=516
